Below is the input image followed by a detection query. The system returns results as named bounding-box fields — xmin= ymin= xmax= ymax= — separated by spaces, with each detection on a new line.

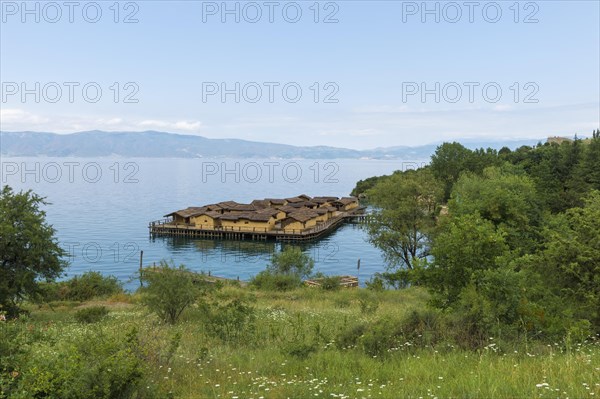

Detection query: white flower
xmin=535 ymin=383 xmax=549 ymax=388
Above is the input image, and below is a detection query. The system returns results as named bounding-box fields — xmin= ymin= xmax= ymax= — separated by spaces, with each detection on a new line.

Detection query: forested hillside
xmin=357 ymin=130 xmax=600 ymax=343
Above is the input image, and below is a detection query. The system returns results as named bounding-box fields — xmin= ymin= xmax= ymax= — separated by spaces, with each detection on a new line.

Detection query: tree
xmin=140 ymin=261 xmax=202 ymax=324
xmin=0 ymin=186 xmax=66 ymax=317
xmin=268 ymin=247 xmax=314 ymax=279
xmin=527 ymin=191 xmax=600 ymax=331
xmin=430 ymin=142 xmax=474 ymax=200
xmin=578 ymin=129 xmax=600 ymax=191
xmin=351 ymin=174 xmax=390 ymax=198
xmin=366 ymin=168 xmax=442 ymax=272
xmin=448 ymin=165 xmax=542 ymax=254
xmin=430 ymin=142 xmax=502 ymax=201
xmin=423 ymin=213 xmax=509 ymax=307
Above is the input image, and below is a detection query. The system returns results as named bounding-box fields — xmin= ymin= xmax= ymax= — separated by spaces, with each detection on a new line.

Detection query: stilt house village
xmin=150 ymin=195 xmax=362 ymax=240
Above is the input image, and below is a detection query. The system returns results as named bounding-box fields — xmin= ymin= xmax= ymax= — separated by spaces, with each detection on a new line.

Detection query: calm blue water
xmin=1 ymin=157 xmax=426 ymax=289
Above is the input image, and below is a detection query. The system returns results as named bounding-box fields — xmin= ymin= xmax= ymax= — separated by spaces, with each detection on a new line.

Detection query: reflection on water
xmin=149 ymin=222 xmax=369 ymax=283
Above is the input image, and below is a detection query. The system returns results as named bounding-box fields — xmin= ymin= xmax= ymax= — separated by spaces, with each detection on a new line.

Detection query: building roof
xmin=313 ymin=196 xmax=339 ymax=201
xmin=217 ymin=201 xmax=240 ymax=210
xmin=247 ymin=213 xmax=275 ymax=222
xmin=220 ymin=212 xmax=273 ymax=222
xmin=256 ymin=207 xmax=281 ymax=217
xmin=277 ymin=205 xmax=298 ymax=214
xmin=165 ymin=195 xmax=343 ymax=223
xmin=287 ymin=210 xmax=319 ymax=223
xmin=193 ymin=210 xmax=222 ymax=219
xmin=231 ymin=204 xmax=256 ymax=212
xmin=285 ymin=197 xmax=305 ymax=203
xmin=164 ymin=206 xmax=207 ymax=218
xmin=265 ymin=198 xmax=286 ymax=205
xmin=251 ymin=199 xmax=271 ymax=208
xmin=335 ymin=197 xmax=358 ymax=205
xmin=312 ymin=196 xmax=338 ymax=204
xmin=286 ymin=202 xmax=309 ymax=208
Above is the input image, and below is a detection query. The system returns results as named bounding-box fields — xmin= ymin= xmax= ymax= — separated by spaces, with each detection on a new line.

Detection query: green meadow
xmin=2 ymin=285 xmax=598 ymax=399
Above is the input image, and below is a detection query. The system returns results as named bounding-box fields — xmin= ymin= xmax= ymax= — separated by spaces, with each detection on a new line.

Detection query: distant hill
xmin=0 ymin=131 xmax=541 ymax=159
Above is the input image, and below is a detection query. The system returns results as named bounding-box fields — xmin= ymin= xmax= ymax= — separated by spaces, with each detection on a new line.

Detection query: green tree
xmin=579 ymin=129 xmax=600 ymax=190
xmin=448 ymin=165 xmax=542 ymax=253
xmin=526 ymin=191 xmax=600 ymax=331
xmin=351 ymin=174 xmax=390 ymax=198
xmin=0 ymin=186 xmax=66 ymax=317
xmin=140 ymin=261 xmax=202 ymax=324
xmin=423 ymin=213 xmax=509 ymax=307
xmin=516 ymin=139 xmax=589 ymax=213
xmin=268 ymin=247 xmax=314 ymax=279
xmin=430 ymin=142 xmax=474 ymax=200
xmin=430 ymin=142 xmax=503 ymax=201
xmin=366 ymin=168 xmax=442 ymax=272
xmin=560 ymin=138 xmax=587 ymax=208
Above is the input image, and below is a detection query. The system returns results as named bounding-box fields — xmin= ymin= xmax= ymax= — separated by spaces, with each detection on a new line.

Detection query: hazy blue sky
xmin=1 ymin=0 xmax=599 ymax=148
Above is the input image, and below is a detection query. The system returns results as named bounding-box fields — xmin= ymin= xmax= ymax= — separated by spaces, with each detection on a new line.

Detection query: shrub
xmin=365 ymin=275 xmax=386 ymax=291
xmin=268 ymin=247 xmax=314 ymax=279
xmin=140 ymin=261 xmax=202 ymax=324
xmin=39 ymin=271 xmax=124 ymax=302
xmin=0 ymin=318 xmax=29 ymax=395
xmin=205 ymin=299 xmax=256 ymax=345
xmin=332 ymin=296 xmax=351 ymax=308
xmin=359 ymin=318 xmax=399 ymax=357
xmin=337 ymin=310 xmax=444 ymax=356
xmin=319 ymin=276 xmax=342 ymax=291
xmin=336 ymin=323 xmax=367 ymax=350
xmin=282 ymin=342 xmax=317 ymax=359
xmin=380 ymin=269 xmax=413 ymax=289
xmin=398 ymin=309 xmax=443 ymax=347
xmin=446 ymin=285 xmax=495 ymax=349
xmin=66 ymin=271 xmax=124 ymax=301
xmin=107 ymin=292 xmax=133 ymax=303
xmin=11 ymin=327 xmax=158 ymax=399
xmin=357 ymin=291 xmax=380 ymax=315
xmin=74 ymin=306 xmax=109 ymax=324
xmin=250 ymin=270 xmax=302 ymax=291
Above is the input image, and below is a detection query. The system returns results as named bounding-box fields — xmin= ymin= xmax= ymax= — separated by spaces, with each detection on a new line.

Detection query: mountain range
xmin=0 ymin=131 xmax=543 ymax=159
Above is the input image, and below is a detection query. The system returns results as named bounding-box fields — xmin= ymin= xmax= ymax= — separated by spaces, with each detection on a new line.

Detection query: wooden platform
xmin=304 ymin=275 xmax=359 ymax=288
xmin=149 ymin=210 xmax=368 ymax=242
xmin=142 ymin=267 xmax=248 ymax=287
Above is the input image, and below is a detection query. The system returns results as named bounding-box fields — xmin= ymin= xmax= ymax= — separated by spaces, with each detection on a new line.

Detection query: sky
xmin=1 ymin=0 xmax=599 ymax=149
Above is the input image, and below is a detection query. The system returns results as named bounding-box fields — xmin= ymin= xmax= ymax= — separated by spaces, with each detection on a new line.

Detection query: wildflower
xmin=536 ymin=383 xmax=549 ymax=388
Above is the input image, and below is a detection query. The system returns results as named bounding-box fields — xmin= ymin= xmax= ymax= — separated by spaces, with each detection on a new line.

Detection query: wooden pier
xmin=149 ymin=209 xmax=370 ymax=242
xmin=143 ymin=266 xmax=248 ymax=287
xmin=305 ymin=275 xmax=359 ymax=288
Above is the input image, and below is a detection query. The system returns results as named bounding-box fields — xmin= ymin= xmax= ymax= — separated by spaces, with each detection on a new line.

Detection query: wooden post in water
xmin=139 ymin=250 xmax=144 ymax=287
xmin=357 ymin=258 xmax=361 ymax=285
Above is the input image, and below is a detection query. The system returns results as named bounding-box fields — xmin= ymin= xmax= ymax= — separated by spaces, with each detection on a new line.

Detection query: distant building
xmin=547 ymin=136 xmax=573 ymax=145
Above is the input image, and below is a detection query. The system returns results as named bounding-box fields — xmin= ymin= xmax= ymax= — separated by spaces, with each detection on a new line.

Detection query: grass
xmin=10 ymin=286 xmax=600 ymax=398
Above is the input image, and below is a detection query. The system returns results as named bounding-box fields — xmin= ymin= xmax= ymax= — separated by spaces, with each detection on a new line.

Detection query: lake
xmin=1 ymin=157 xmax=426 ymax=289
